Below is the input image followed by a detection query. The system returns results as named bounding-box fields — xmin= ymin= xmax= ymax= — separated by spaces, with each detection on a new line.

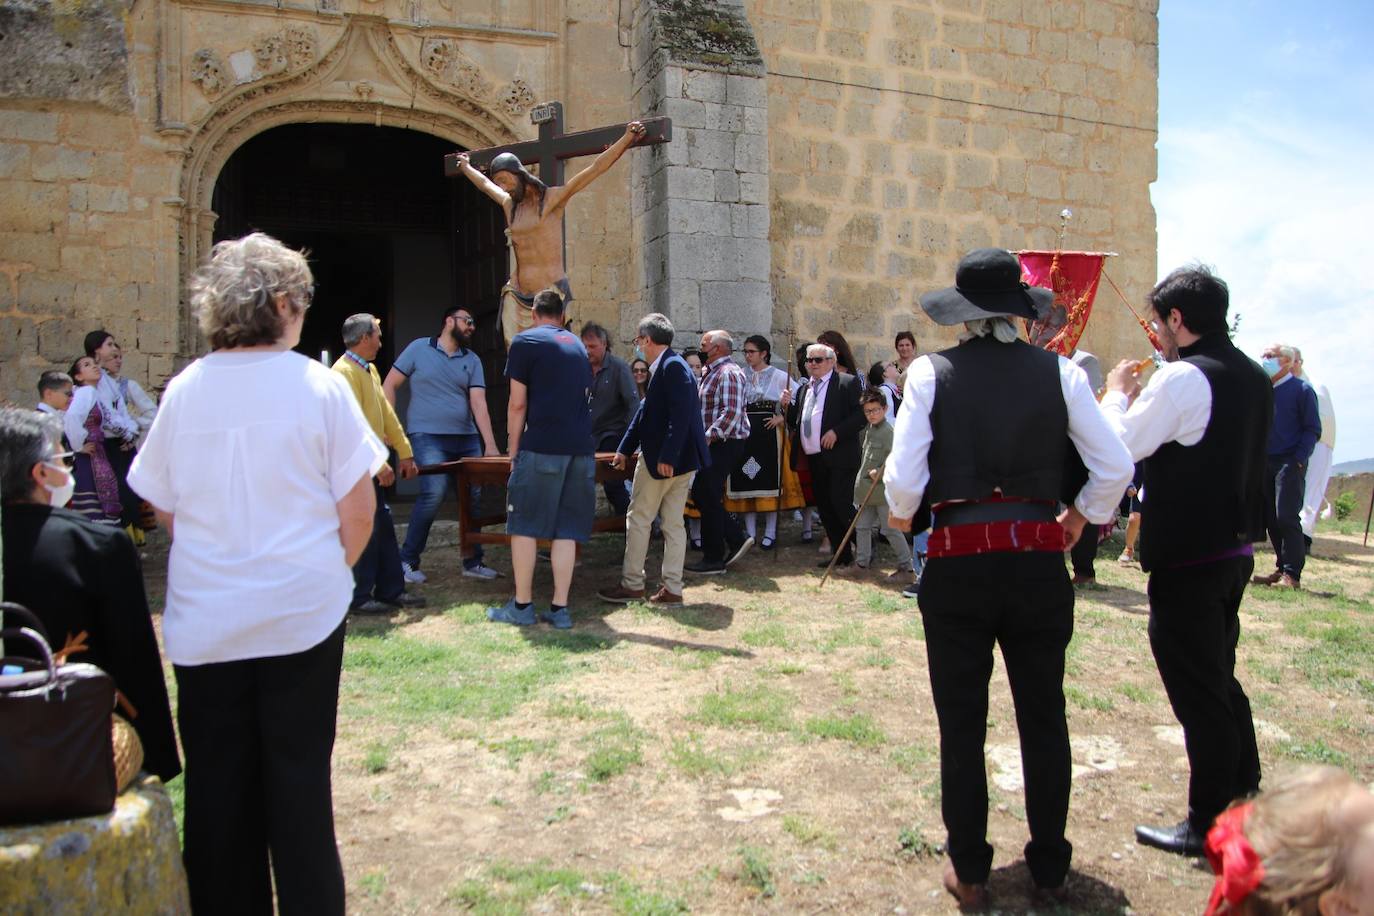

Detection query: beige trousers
xmin=622 ymin=460 xmax=695 ymax=595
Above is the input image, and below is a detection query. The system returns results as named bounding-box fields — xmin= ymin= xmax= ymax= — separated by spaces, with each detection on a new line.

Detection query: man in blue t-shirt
xmin=1253 ymin=342 xmax=1321 ymax=589
xmin=487 ymin=289 xmax=595 ymax=630
xmin=382 ymin=305 xmax=501 ymax=582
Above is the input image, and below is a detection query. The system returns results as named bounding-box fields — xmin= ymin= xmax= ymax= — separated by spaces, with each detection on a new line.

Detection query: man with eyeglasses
xmin=383 ymin=305 xmax=502 ymax=582
xmin=780 ymin=343 xmax=865 ymax=569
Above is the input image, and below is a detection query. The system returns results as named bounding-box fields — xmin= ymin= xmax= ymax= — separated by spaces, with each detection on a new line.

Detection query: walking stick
xmin=1363 ymin=487 xmax=1374 ymax=548
xmin=820 ymin=463 xmax=883 ymax=588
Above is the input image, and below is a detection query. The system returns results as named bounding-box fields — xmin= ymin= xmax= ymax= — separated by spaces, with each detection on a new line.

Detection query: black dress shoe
xmin=684 ymin=559 xmax=726 ymax=575
xmin=1135 ymin=820 xmax=1204 ymax=856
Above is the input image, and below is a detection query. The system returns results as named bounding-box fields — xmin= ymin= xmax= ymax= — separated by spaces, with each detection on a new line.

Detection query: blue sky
xmin=1154 ymin=0 xmax=1374 ymax=464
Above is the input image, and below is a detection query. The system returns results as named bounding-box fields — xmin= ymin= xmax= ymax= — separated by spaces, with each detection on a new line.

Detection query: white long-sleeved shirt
xmin=65 ymin=386 xmax=99 ymax=451
xmin=1097 ymin=360 xmax=1212 ymax=461
xmin=116 ymin=375 xmax=159 ymax=437
xmin=884 ymin=352 xmax=1134 ymax=524
xmin=95 ymin=369 xmax=140 ymax=440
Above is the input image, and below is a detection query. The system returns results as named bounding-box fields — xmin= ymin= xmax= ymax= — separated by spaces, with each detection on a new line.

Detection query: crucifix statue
xmin=445 ymin=101 xmax=672 ymax=346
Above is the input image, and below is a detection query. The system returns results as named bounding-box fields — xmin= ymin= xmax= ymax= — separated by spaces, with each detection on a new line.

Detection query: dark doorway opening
xmin=210 ymin=123 xmax=511 ymax=461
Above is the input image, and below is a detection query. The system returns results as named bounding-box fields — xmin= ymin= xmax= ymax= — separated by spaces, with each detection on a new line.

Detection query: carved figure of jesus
xmin=454 ymin=120 xmax=646 ymax=345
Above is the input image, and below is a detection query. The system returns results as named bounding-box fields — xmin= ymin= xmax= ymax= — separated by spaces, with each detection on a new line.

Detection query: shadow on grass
xmin=516 ymin=605 xmax=753 ymax=660
xmin=1087 ymin=584 xmax=1150 ymax=616
xmin=985 ymin=861 xmax=1133 ymax=914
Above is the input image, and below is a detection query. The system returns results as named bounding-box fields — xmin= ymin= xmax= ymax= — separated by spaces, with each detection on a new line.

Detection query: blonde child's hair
xmin=1234 ymin=766 xmax=1364 ymax=915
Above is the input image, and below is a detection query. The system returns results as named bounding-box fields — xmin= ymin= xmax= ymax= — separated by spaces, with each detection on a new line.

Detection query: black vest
xmin=1138 ymin=333 xmax=1271 ymax=571
xmin=927 ymin=336 xmax=1068 ymax=505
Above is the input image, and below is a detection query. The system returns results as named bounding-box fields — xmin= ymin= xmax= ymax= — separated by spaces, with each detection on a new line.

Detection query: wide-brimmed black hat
xmin=918 ymin=248 xmax=1054 ymax=325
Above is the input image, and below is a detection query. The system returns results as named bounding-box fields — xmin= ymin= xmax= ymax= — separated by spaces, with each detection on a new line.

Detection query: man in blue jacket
xmin=598 ymin=313 xmax=710 ymax=607
xmin=1253 ymin=343 xmax=1321 ymax=590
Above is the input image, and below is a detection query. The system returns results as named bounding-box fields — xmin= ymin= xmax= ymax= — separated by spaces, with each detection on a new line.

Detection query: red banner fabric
xmin=1018 ymin=251 xmax=1107 ymax=355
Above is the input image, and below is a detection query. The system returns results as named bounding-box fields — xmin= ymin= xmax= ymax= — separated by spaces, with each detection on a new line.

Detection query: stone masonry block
xmin=726 ymin=75 xmax=766 ymax=109
xmin=0 ymin=143 xmax=32 ymax=179
xmin=773 ymin=198 xmax=829 ymax=237
xmin=668 ymin=199 xmax=733 ymax=236
xmin=843 ymin=104 xmax=874 ymax=136
xmin=1049 ymin=62 xmax=1086 ymax=94
xmin=0 ymin=232 xmax=59 ymax=269
xmin=714 ymin=169 xmax=740 ymax=203
xmin=892 ymin=6 xmax=938 ymax=38
xmin=0 ymin=181 xmax=62 ymax=232
xmin=1026 ymin=164 xmax=1063 ymax=199
xmin=907 ymin=149 xmax=948 ymax=184
xmin=674 ymin=234 xmax=739 ymax=282
xmin=700 ymin=280 xmax=769 ymax=333
xmin=735 ymin=237 xmax=770 ymax=281
xmin=662 ymin=97 xmax=707 ymax=129
xmin=703 ymin=103 xmax=744 ymax=132
xmin=734 ymin=134 xmax=767 ymax=173
xmin=1045 ymin=132 xmax=1084 ymax=167
xmin=798 ymin=98 xmax=838 ymax=130
xmin=739 ymin=172 xmax=767 ymax=204
xmin=683 ymin=70 xmax=727 ymax=104
xmin=665 ymin=166 xmax=715 ymax=200
xmin=742 ymin=106 xmax=768 ymax=133
xmin=1099 ymin=37 xmax=1135 ymax=72
xmin=928 ymin=46 xmax=962 ymax=72
xmin=687 ymin=129 xmax=736 ymax=170
xmin=1051 ymin=1 xmax=1082 ymax=29
xmin=954 ymin=153 xmax=993 ymax=188
xmin=934 ymin=118 xmax=968 ymax=148
xmin=87 ymin=185 xmax=129 ymax=213
xmin=883 ymin=180 xmax=908 ymax=209
xmin=0 ymin=111 xmax=59 ymax=143
xmin=831 ymin=0 xmax=871 ymax=31
xmin=1002 ymin=26 xmax=1030 ymax=55
xmin=886 ymin=39 xmax=924 ymax=69
xmin=823 ymin=30 xmax=867 ymax=61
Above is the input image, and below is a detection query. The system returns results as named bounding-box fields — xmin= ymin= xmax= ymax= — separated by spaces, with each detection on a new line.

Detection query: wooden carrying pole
xmin=1363 ymin=488 xmax=1373 ymax=548
xmin=773 ymin=348 xmax=793 ymax=564
xmin=819 ymin=465 xmax=883 ymax=588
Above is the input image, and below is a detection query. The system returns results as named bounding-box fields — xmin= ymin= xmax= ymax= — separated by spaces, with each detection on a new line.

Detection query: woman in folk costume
xmin=63 ymin=355 xmax=123 ymax=525
xmin=723 ymin=335 xmax=806 ymax=550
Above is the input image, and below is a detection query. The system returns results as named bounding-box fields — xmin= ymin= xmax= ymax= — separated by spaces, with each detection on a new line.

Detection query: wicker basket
xmin=112 ymin=715 xmax=144 ymax=793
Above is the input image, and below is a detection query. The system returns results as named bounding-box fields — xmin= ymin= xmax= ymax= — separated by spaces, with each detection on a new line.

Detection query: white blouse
xmin=744 ymin=364 xmax=789 ymax=404
xmin=128 ymin=350 xmax=385 ymax=666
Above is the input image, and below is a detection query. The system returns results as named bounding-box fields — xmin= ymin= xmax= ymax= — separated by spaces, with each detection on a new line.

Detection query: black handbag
xmin=0 ymin=602 xmax=117 ymax=825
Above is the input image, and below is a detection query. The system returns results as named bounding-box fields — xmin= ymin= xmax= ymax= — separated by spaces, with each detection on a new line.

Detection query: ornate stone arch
xmin=173 ymin=16 xmax=523 ymax=357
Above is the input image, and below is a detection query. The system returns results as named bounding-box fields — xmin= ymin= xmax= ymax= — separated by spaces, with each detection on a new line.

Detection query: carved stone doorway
xmin=210 ymin=122 xmax=511 ymax=450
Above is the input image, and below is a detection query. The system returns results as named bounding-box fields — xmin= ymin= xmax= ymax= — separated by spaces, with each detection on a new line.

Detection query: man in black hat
xmin=884 ymin=248 xmax=1133 ymax=907
xmin=453 ymin=121 xmax=646 ymax=346
xmin=1099 ymin=265 xmax=1271 ymax=857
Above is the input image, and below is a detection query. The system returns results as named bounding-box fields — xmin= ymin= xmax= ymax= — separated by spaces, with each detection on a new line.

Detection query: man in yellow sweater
xmin=333 ymin=313 xmax=426 ymax=614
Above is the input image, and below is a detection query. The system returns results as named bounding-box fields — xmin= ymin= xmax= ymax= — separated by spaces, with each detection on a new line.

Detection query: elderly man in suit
xmin=781 ymin=342 xmax=866 ymax=569
xmin=597 ymin=313 xmax=711 ymax=607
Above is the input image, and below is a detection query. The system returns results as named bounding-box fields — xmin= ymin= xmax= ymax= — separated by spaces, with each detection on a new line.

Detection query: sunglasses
xmin=805 ymin=356 xmax=830 ymax=364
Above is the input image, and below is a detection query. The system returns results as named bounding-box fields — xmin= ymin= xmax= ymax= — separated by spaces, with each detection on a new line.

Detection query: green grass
xmin=782 ymin=813 xmax=837 ymax=849
xmin=582 ymin=715 xmax=646 ymax=782
xmin=804 ymin=712 xmax=887 ymax=746
xmin=1065 ymin=685 xmax=1116 ymax=712
xmin=761 ymin=660 xmax=806 ymax=676
xmin=362 ymin=742 xmax=391 ymax=774
xmin=668 ymin=733 xmax=759 ymax=779
xmin=897 ymin=825 xmax=943 ymax=859
xmin=862 ymin=651 xmax=895 ymax=669
xmin=695 ymin=682 xmax=795 ymax=732
xmin=359 ymin=867 xmax=387 ymax=898
xmin=1278 ymin=738 xmax=1352 ymax=768
xmin=445 ymin=861 xmax=685 ymax=915
xmin=889 ymin=742 xmax=937 ymax=775
xmin=1115 ymin=683 xmax=1156 ymax=703
xmin=816 ymin=620 xmax=881 ymax=653
xmin=483 ymin=736 xmax=555 ymax=767
xmin=740 ymin=621 xmax=790 ymax=648
xmin=738 ymin=846 xmax=776 ymax=898
xmin=862 ymin=592 xmax=907 ymax=615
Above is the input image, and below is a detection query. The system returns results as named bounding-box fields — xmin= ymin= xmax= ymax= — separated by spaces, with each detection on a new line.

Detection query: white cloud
xmin=1154 ymin=112 xmax=1374 ymax=464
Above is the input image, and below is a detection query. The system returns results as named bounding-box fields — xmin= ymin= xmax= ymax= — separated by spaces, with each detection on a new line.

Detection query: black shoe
xmin=689 ymin=538 xmax=703 ymax=552
xmin=349 ymin=599 xmax=394 ymax=616
xmin=384 ymin=592 xmax=427 ymax=608
xmin=684 ymin=559 xmax=726 ymax=575
xmin=1135 ymin=820 xmax=1204 ymax=856
xmin=817 ymin=558 xmax=851 ymax=570
xmin=902 ymin=579 xmax=920 ymax=598
xmin=800 ymin=532 xmax=815 ymax=544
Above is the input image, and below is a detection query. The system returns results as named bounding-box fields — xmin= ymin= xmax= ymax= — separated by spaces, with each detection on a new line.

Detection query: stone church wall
xmin=745 ymin=0 xmax=1160 ymax=371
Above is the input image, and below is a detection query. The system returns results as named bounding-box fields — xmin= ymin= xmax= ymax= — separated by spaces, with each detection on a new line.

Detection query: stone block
xmin=1026 ymin=164 xmax=1063 ymax=199
xmin=60 ymin=245 xmax=104 ymax=276
xmin=843 ymin=103 xmax=875 ymax=137
xmin=892 ymin=6 xmax=939 ymax=38
xmin=736 ymin=237 xmax=770 ymax=281
xmin=1002 ymin=26 xmax=1030 ymax=55
xmin=1051 ymin=1 xmax=1082 ymax=29
xmin=0 ymin=181 xmax=62 ymax=232
xmin=668 ymin=199 xmax=733 ymax=236
xmin=956 ymin=222 xmax=992 ymax=251
xmin=886 ymin=39 xmax=924 ymax=69
xmin=703 ymin=103 xmax=745 ymax=132
xmin=954 ymin=153 xmax=993 ymax=188
xmin=943 ymin=18 xmax=987 ymax=50
xmin=1066 ymin=172 xmax=1104 ymax=202
xmin=830 ymin=244 xmax=874 ymax=273
xmin=1049 ymin=62 xmax=1086 ymax=94
xmin=700 ymin=279 xmax=769 ymax=332
xmin=823 ymin=30 xmax=866 ymax=61
xmin=714 ymin=169 xmax=741 ymax=203
xmin=87 ymin=185 xmax=129 ymax=213
xmin=742 ymin=105 xmax=768 ymax=133
xmin=1009 ymin=56 xmax=1046 ymax=87
xmin=967 ymin=51 xmax=1009 ymax=81
xmin=687 ymin=129 xmax=736 ymax=170
xmin=747 ymin=203 xmax=769 ymax=239
xmin=0 ymin=232 xmax=59 ymax=269
xmin=839 ymin=212 xmax=881 ymax=245
xmin=665 ymin=166 xmax=715 ymax=200
xmin=663 ymin=96 xmax=707 ymax=129
xmin=734 ymin=133 xmax=768 ymax=173
xmin=1068 ymin=32 xmax=1099 ymax=65
xmin=774 ymin=198 xmax=829 ymax=238
xmin=0 ymin=111 xmax=59 ymax=143
xmin=945 ymin=189 xmax=978 ymax=214
xmin=683 ymin=69 xmax=727 ymax=103
xmin=907 ymin=149 xmax=948 ymax=184
xmin=35 ymin=317 xmax=81 ymax=360
xmin=928 ymin=46 xmax=962 ymax=72
xmin=972 ymin=124 xmax=1007 ymax=152
xmin=726 ymin=74 xmax=766 ymax=109
xmin=919 ymin=218 xmax=949 ymax=254
xmin=891 ymin=110 xmax=928 ymax=143
xmin=674 ymin=234 xmax=740 ymax=282
xmin=62 ymin=113 xmax=132 ymax=149
xmin=798 ymin=98 xmax=838 ymax=131
xmin=810 ymin=140 xmax=848 ymax=172
xmin=136 ymin=319 xmax=175 ymax=351
xmin=996 ymin=157 xmax=1027 ymax=193
xmin=886 ymin=252 xmax=920 ymax=280
xmin=0 ymin=143 xmax=32 ymax=179
xmin=1045 ymin=132 xmax=1084 ymax=167
xmin=934 ymin=118 xmax=968 ymax=148
xmin=882 ymin=180 xmax=907 ymax=209
xmin=1099 ymin=37 xmax=1134 ymax=72
xmin=739 ymin=172 xmax=767 ymax=204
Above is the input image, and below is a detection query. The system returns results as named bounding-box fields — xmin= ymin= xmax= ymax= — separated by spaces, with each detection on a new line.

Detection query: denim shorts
xmin=506 ymin=450 xmax=596 ymax=542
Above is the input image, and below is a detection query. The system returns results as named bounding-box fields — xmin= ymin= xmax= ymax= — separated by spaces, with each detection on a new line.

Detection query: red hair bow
xmin=1204 ymin=804 xmax=1265 ymax=915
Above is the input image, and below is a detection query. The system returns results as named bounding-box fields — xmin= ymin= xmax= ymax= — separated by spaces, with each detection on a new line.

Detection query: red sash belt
xmin=926 ymin=520 xmax=1066 ymax=559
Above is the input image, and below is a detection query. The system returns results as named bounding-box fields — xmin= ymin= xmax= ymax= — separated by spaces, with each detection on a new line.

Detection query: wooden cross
xmin=443 ymin=101 xmax=672 ymax=185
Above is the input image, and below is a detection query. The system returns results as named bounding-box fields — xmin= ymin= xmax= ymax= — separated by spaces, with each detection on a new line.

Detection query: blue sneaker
xmin=487 ymin=598 xmax=536 ymax=626
xmin=539 ymin=606 xmax=573 ymax=630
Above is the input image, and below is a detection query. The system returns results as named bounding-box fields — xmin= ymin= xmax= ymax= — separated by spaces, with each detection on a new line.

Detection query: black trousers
xmin=1147 ymin=555 xmax=1261 ymax=831
xmin=1264 ymin=455 xmax=1307 ymax=581
xmin=810 ymin=458 xmax=858 ymax=565
xmin=1069 ymin=524 xmax=1098 ymax=578
xmin=175 ymin=622 xmax=347 ymax=916
xmin=691 ymin=438 xmax=747 ymax=563
xmin=918 ymin=551 xmax=1074 ymax=888
xmin=103 ymin=437 xmax=140 ymax=527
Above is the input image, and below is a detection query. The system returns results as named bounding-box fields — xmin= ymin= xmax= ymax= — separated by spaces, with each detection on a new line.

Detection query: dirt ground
xmin=145 ymin=521 xmax=1374 ymax=914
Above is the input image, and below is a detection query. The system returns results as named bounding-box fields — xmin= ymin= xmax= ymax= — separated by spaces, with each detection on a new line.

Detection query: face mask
xmin=633 ymin=347 xmax=646 ymax=362
xmin=1260 ymin=357 xmax=1281 ymax=377
xmin=42 ymin=462 xmax=75 ymax=508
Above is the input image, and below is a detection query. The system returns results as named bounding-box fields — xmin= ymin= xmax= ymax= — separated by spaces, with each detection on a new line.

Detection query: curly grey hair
xmin=191 ymin=232 xmax=314 ymax=350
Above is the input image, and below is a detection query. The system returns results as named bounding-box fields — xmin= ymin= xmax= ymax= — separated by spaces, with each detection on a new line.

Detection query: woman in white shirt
xmin=129 ymin=232 xmax=384 ymax=916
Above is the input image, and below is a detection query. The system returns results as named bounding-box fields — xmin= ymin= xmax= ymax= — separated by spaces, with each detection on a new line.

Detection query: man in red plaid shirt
xmin=685 ymin=330 xmax=754 ymax=574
